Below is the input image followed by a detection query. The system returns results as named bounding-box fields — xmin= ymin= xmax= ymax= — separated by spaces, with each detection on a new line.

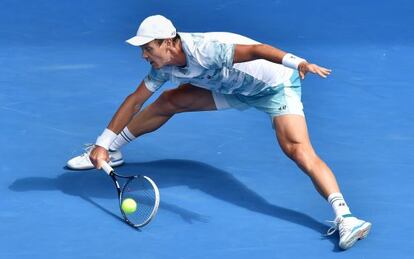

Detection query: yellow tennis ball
xmin=121 ymin=198 xmax=137 ymax=214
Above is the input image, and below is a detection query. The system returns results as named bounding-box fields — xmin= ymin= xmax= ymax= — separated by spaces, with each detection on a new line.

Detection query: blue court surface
xmin=1 ymin=0 xmax=414 ymax=258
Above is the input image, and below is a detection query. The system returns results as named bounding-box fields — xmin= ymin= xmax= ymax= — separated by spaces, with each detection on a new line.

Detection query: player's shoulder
xmin=180 ymin=31 xmax=259 ymax=45
xmin=179 ymin=32 xmax=208 ymax=53
xmin=205 ymin=32 xmax=260 ymax=45
xmin=179 ymin=32 xmax=260 ymax=68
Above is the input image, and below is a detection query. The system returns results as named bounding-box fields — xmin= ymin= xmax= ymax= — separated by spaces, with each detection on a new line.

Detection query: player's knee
xmin=156 ymin=88 xmax=189 ymax=115
xmin=150 ymin=90 xmax=174 ymax=115
xmin=282 ymin=143 xmax=314 ymax=169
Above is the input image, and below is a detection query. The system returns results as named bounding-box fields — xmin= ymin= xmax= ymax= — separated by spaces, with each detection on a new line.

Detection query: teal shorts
xmin=212 ymin=71 xmax=304 ymax=118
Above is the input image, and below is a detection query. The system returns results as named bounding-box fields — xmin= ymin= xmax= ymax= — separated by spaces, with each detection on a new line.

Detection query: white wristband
xmin=282 ymin=53 xmax=307 ymax=70
xmin=95 ymin=128 xmax=117 ymax=150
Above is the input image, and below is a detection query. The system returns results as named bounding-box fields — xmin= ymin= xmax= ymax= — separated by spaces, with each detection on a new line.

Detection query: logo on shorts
xmin=278 ymin=105 xmax=287 ymax=111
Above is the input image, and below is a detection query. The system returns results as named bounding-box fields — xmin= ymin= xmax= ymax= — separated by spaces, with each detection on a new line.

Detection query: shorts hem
xmin=212 ymin=92 xmax=231 ymax=110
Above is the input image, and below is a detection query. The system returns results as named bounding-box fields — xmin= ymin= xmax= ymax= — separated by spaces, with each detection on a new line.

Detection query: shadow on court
xmin=9 ymin=170 xmax=208 ymax=226
xmin=10 ymin=159 xmax=339 ymax=249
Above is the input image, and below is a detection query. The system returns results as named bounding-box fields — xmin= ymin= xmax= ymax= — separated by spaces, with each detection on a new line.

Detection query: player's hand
xmin=298 ymin=62 xmax=331 ymax=80
xmin=89 ymin=145 xmax=109 ymax=169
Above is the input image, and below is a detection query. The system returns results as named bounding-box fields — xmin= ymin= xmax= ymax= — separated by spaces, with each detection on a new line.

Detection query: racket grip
xmin=100 ymin=160 xmax=114 ymax=175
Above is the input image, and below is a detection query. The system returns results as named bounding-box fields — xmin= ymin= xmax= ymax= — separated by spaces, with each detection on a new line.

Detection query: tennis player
xmin=67 ymin=15 xmax=371 ymax=249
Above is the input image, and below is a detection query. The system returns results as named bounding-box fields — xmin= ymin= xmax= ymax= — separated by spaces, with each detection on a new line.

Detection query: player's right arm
xmin=90 ymin=80 xmax=153 ymax=168
xmin=106 ymin=81 xmax=153 ymax=134
xmin=233 ymin=44 xmax=331 ymax=79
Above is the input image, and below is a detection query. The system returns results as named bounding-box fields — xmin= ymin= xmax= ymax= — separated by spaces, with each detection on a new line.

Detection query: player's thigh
xmin=273 ymin=114 xmax=315 ymax=155
xmin=162 ymin=83 xmax=217 ymax=112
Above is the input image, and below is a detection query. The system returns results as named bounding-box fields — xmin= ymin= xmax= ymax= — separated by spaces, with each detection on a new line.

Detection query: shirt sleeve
xmin=143 ymin=67 xmax=170 ymax=92
xmin=194 ymin=40 xmax=235 ymax=69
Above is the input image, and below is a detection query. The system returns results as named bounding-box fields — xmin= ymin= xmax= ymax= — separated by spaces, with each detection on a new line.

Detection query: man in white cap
xmin=67 ymin=15 xmax=371 ymax=249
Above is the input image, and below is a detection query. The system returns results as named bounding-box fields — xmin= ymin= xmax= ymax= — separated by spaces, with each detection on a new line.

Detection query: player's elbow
xmin=125 ymin=92 xmax=142 ymax=108
xmin=123 ymin=94 xmax=142 ymax=114
xmin=251 ymin=44 xmax=263 ymax=60
xmin=128 ymin=85 xmax=151 ymax=106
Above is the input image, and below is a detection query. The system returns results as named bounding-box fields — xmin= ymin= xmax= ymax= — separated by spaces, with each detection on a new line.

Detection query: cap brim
xmin=126 ymin=35 xmax=154 ymax=46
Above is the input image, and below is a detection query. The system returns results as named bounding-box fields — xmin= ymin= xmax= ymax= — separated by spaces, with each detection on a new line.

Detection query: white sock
xmin=328 ymin=192 xmax=352 ymax=218
xmin=109 ymin=127 xmax=136 ymax=151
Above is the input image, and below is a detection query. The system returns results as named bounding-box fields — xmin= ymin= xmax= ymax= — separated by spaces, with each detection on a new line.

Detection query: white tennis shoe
xmin=327 ymin=214 xmax=372 ymax=250
xmin=66 ymin=144 xmax=124 ymax=170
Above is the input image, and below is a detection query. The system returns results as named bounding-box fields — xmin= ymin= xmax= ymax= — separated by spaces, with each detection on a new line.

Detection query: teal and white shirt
xmin=144 ymin=32 xmax=296 ymax=96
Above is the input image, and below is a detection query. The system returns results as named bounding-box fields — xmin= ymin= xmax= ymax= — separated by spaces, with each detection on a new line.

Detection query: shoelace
xmin=80 ymin=143 xmax=95 ymax=157
xmin=326 ymin=217 xmax=356 ymax=237
xmin=326 ymin=219 xmax=338 ymax=236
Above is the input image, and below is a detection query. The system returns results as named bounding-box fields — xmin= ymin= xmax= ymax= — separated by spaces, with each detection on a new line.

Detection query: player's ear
xmin=165 ymin=38 xmax=173 ymax=47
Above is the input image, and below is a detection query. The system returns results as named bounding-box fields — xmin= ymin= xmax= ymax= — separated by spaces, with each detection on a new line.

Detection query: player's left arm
xmin=233 ymin=44 xmax=331 ymax=79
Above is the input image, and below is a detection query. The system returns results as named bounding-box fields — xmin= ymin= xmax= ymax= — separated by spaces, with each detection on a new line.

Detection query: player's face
xmin=141 ymin=40 xmax=172 ymax=69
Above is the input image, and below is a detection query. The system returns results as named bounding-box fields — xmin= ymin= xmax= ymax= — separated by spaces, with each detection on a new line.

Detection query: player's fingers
xmin=314 ymin=68 xmax=326 ymax=78
xmin=318 ymin=66 xmax=331 ymax=72
xmin=312 ymin=66 xmax=330 ymax=78
xmin=311 ymin=64 xmax=330 ymax=72
xmin=91 ymin=160 xmax=98 ymax=169
xmin=321 ymin=68 xmax=332 ymax=76
xmin=322 ymin=70 xmax=331 ymax=77
xmin=96 ymin=161 xmax=102 ymax=170
xmin=317 ymin=69 xmax=328 ymax=78
xmin=97 ymin=155 xmax=109 ymax=169
xmin=320 ymin=67 xmax=332 ymax=74
xmin=90 ymin=156 xmax=99 ymax=168
xmin=96 ymin=157 xmax=106 ymax=170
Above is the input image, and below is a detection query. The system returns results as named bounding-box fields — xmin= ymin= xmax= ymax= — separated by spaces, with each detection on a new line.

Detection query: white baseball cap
xmin=126 ymin=15 xmax=177 ymax=46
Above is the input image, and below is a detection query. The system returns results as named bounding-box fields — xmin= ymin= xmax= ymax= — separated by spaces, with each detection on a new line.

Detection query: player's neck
xmin=168 ymin=41 xmax=187 ymax=67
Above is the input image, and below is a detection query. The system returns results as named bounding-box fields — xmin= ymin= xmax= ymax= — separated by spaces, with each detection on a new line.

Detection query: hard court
xmin=1 ymin=0 xmax=413 ymax=258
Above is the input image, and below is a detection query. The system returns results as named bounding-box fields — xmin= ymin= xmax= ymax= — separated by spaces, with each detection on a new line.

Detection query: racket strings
xmin=122 ymin=177 xmax=157 ymax=226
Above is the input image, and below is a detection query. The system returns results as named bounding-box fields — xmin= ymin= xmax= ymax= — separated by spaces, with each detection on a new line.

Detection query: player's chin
xmin=151 ymin=62 xmax=167 ymax=69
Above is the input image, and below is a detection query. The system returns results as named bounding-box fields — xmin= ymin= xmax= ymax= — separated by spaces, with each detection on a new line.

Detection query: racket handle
xmin=100 ymin=160 xmax=114 ymax=175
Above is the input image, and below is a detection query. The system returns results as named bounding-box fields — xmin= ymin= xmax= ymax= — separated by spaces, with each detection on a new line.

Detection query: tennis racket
xmin=100 ymin=161 xmax=160 ymax=228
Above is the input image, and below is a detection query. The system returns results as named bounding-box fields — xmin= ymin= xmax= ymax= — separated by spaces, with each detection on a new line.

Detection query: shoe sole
xmin=67 ymin=159 xmax=124 ymax=170
xmin=340 ymin=222 xmax=372 ymax=250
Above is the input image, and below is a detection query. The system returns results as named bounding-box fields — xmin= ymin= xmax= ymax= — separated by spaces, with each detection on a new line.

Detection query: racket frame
xmin=101 ymin=161 xmax=160 ymax=228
